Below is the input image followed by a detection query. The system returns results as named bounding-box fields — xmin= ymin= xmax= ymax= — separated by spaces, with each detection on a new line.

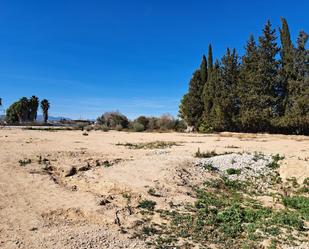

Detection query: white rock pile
xmin=196 ymin=152 xmax=274 ymax=181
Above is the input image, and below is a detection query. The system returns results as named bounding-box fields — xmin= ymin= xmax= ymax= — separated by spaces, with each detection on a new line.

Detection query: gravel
xmin=196 ymin=152 xmax=274 ymax=181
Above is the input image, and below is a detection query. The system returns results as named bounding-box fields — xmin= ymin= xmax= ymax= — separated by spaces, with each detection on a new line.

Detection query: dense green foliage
xmin=180 ymin=18 xmax=309 ymax=134
xmin=6 ymin=96 xmax=42 ymax=124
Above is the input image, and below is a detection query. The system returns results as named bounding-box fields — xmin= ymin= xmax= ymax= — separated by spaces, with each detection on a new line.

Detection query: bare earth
xmin=0 ymin=128 xmax=308 ymax=248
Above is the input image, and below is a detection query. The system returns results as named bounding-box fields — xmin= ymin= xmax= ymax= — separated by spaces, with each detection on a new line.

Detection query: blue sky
xmin=0 ymin=0 xmax=308 ymax=119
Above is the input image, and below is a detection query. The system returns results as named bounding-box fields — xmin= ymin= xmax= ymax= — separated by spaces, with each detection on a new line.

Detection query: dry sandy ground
xmin=0 ymin=128 xmax=308 ymax=248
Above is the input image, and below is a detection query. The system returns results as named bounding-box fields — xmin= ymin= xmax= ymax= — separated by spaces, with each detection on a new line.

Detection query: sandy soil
xmin=0 ymin=128 xmax=308 ymax=248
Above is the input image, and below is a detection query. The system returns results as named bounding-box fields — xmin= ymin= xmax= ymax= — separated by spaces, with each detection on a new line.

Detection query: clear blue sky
xmin=0 ymin=0 xmax=308 ymax=119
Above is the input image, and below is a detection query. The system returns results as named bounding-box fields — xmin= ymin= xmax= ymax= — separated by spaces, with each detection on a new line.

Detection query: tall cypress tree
xmin=200 ymin=55 xmax=208 ymax=84
xmin=201 ymin=45 xmax=215 ymax=131
xmin=206 ymin=60 xmax=223 ymax=130
xmin=280 ymin=17 xmax=294 ymax=78
xmin=207 ymin=44 xmax=213 ymax=78
xmin=179 ymin=55 xmax=210 ymax=128
xmin=279 ymin=17 xmax=295 ymax=116
xmin=203 ymin=59 xmax=220 ymax=130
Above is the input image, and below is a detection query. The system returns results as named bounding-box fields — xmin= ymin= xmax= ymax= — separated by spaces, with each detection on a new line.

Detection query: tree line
xmin=179 ymin=18 xmax=309 ymax=135
xmin=96 ymin=111 xmax=186 ymax=132
xmin=5 ymin=96 xmax=50 ymax=124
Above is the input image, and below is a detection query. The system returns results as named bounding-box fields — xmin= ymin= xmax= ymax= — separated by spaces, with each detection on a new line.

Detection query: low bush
xmin=101 ymin=124 xmax=109 ymax=132
xmin=116 ymin=141 xmax=180 ymax=149
xmin=19 ymin=158 xmax=32 ymax=166
xmin=282 ymin=196 xmax=309 ymax=220
xmin=138 ymin=200 xmax=157 ymax=211
xmin=132 ymin=122 xmax=145 ymax=132
xmin=226 ymin=168 xmax=241 ymax=175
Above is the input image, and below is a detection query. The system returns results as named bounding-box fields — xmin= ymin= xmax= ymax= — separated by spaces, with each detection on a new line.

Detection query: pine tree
xmin=238 ymin=34 xmax=263 ymax=131
xmin=257 ymin=21 xmax=280 ymax=130
xmin=216 ymin=48 xmax=239 ymax=130
xmin=283 ymin=31 xmax=309 ymax=134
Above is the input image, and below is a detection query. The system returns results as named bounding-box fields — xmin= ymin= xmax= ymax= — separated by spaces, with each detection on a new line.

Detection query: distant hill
xmin=0 ymin=115 xmax=71 ymax=122
xmin=36 ymin=115 xmax=72 ymax=121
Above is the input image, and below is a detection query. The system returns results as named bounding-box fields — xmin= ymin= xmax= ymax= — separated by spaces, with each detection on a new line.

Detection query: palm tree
xmin=40 ymin=99 xmax=50 ymax=123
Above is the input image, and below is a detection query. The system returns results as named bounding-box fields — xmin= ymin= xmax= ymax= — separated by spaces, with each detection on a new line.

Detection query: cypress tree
xmin=179 ymin=70 xmax=204 ymax=128
xmin=201 ymin=45 xmax=215 ymax=131
xmin=203 ymin=59 xmax=220 ymax=130
xmin=179 ymin=55 xmax=210 ymax=128
xmin=179 ymin=93 xmax=189 ymax=122
xmin=206 ymin=60 xmax=223 ymax=130
xmin=279 ymin=17 xmax=295 ymax=116
xmin=207 ymin=44 xmax=213 ymax=78
xmin=200 ymin=55 xmax=208 ymax=84
xmin=280 ymin=17 xmax=294 ymax=78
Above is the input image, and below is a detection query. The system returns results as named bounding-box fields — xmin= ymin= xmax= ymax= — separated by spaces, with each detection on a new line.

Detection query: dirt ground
xmin=0 ymin=128 xmax=308 ymax=248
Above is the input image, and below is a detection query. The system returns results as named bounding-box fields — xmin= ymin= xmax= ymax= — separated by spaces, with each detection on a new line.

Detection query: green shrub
xmin=134 ymin=116 xmax=149 ymax=129
xmin=282 ymin=196 xmax=309 ymax=220
xmin=267 ymin=154 xmax=285 ymax=169
xmin=133 ymin=122 xmax=145 ymax=132
xmin=138 ymin=200 xmax=157 ymax=211
xmin=101 ymin=124 xmax=109 ymax=132
xmin=174 ymin=119 xmax=187 ymax=132
xmin=226 ymin=168 xmax=241 ymax=175
xmin=19 ymin=158 xmax=31 ymax=166
xmin=116 ymin=141 xmax=180 ymax=149
xmin=202 ymin=163 xmax=218 ymax=172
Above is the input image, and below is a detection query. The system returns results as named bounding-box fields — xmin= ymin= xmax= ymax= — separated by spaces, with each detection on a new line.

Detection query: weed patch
xmin=282 ymin=196 xmax=309 ymax=220
xmin=194 ymin=148 xmax=231 ymax=158
xmin=19 ymin=158 xmax=31 ymax=166
xmin=116 ymin=141 xmax=180 ymax=149
xmin=138 ymin=200 xmax=157 ymax=211
xmin=226 ymin=168 xmax=241 ymax=175
xmin=138 ymin=175 xmax=307 ymax=248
